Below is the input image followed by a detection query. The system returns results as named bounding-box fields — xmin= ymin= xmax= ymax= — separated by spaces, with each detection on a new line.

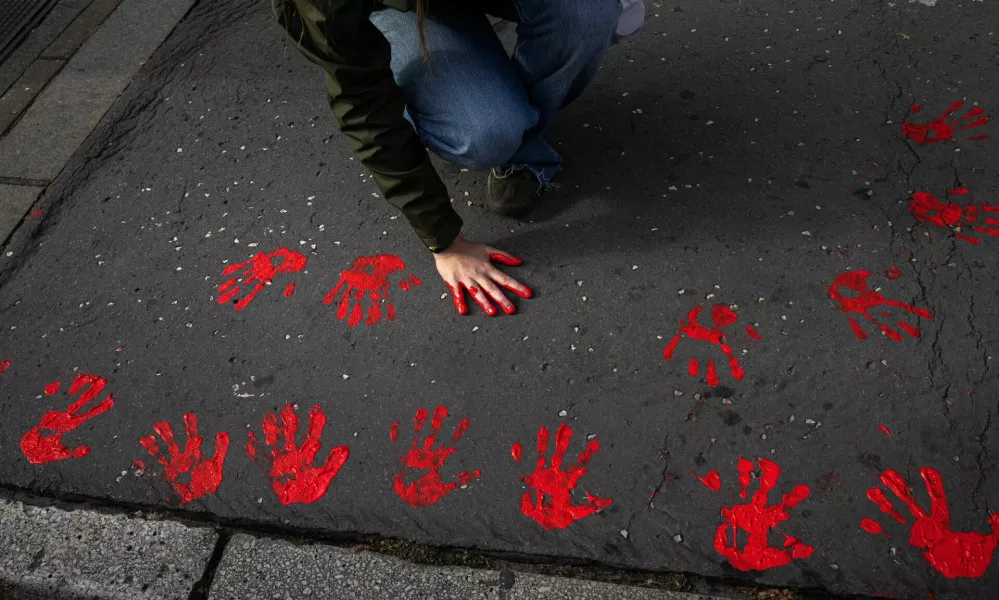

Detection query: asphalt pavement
xmin=0 ymin=0 xmax=997 ymax=599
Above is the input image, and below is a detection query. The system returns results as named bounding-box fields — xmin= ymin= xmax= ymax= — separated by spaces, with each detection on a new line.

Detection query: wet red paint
xmin=737 ymin=456 xmax=754 ymax=499
xmin=511 ymin=441 xmax=523 ymax=462
xmin=863 ymin=467 xmax=999 ymax=578
xmin=696 ymin=470 xmax=722 ymax=491
xmin=711 ymin=458 xmax=814 ymax=571
xmin=745 ymin=326 xmax=763 ymax=341
xmin=861 ymin=518 xmax=885 ymax=536
xmin=217 ymin=248 xmax=307 ymax=310
xmin=20 ymin=374 xmax=114 ymax=464
xmin=391 ymin=405 xmax=481 ymax=507
xmin=514 ymin=423 xmax=612 ymax=530
xmin=132 ymin=459 xmax=146 ymax=473
xmin=663 ymin=304 xmax=751 ymax=387
xmin=878 ymin=424 xmax=893 ymax=438
xmin=28 ymin=208 xmax=43 ymax=218
xmin=324 ymin=254 xmax=419 ymax=327
xmin=139 ymin=413 xmax=229 ymax=505
xmin=910 ymin=189 xmax=999 ymax=245
xmin=902 ymin=101 xmax=989 ymax=144
xmin=283 ymin=283 xmax=296 ymax=297
xmin=828 ymin=270 xmax=933 ymax=341
xmin=247 ymin=404 xmax=349 ymax=505
xmin=389 ymin=421 xmax=400 ymax=442
xmin=44 ymin=381 xmax=61 ymax=395
xmin=0 ymin=360 xmax=9 ymax=374
xmin=445 ymin=253 xmax=532 ymax=316
xmin=883 ymin=266 xmax=901 ymax=280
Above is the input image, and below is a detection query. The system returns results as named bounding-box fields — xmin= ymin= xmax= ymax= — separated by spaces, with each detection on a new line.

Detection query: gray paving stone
xmin=0 ymin=183 xmax=41 ymax=243
xmin=209 ymin=534 xmax=502 ymax=600
xmin=0 ymin=58 xmax=63 ymax=134
xmin=507 ymin=571 xmax=720 ymax=600
xmin=0 ymin=0 xmax=89 ymax=96
xmin=209 ymin=534 xmax=725 ymax=600
xmin=0 ymin=0 xmax=196 ymax=181
xmin=0 ymin=498 xmax=217 ymax=600
xmin=41 ymin=0 xmax=126 ymax=60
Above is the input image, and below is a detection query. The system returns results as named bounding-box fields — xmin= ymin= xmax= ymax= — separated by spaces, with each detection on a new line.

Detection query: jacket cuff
xmin=420 ymin=209 xmax=463 ymax=252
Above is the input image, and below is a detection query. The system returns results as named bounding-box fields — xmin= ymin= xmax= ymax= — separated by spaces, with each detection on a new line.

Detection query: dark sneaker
xmin=486 ymin=167 xmax=542 ymax=218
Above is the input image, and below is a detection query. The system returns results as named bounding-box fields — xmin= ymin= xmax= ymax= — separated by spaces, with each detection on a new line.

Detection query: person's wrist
xmin=432 ymin=234 xmax=465 ymax=258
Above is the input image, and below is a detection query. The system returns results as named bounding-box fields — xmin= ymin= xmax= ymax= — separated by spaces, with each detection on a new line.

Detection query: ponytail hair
xmin=416 ymin=0 xmax=431 ymax=60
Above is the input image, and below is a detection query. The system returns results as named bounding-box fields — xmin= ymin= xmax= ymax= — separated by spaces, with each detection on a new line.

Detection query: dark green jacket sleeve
xmin=273 ymin=0 xmax=462 ymax=251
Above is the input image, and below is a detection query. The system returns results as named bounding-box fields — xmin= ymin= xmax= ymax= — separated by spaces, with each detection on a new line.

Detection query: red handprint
xmin=706 ymin=458 xmax=814 ymax=571
xmin=139 ymin=413 xmax=229 ymax=505
xmin=901 ymin=101 xmax=989 ymax=145
xmin=511 ymin=423 xmax=612 ymax=530
xmin=910 ymin=188 xmax=999 ymax=245
xmin=390 ymin=405 xmax=481 ymax=507
xmin=247 ymin=404 xmax=350 ymax=506
xmin=323 ymin=254 xmax=421 ymax=327
xmin=861 ymin=467 xmax=999 ymax=578
xmin=217 ymin=248 xmax=307 ymax=311
xmin=828 ymin=270 xmax=933 ymax=341
xmin=662 ymin=304 xmax=761 ymax=387
xmin=20 ymin=374 xmax=115 ymax=464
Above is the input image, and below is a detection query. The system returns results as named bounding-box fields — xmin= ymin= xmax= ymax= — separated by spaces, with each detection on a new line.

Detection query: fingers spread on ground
xmin=466 ymin=282 xmax=497 ymax=316
xmin=495 ymin=271 xmax=533 ymax=299
xmin=478 ymin=277 xmax=515 ymax=315
xmin=447 ymin=282 xmax=468 ymax=315
xmin=487 ymin=249 xmax=523 ymax=267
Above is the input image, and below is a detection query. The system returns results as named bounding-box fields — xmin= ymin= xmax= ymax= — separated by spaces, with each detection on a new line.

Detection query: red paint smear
xmin=0 ymin=360 xmax=10 ymax=374
xmin=389 ymin=421 xmax=399 ymax=442
xmin=737 ymin=456 xmax=754 ymax=499
xmin=132 ymin=459 xmax=146 ymax=473
xmin=878 ymin=424 xmax=893 ymax=438
xmin=283 ymin=282 xmax=296 ymax=297
xmin=218 ymin=248 xmax=306 ymax=310
xmin=910 ymin=190 xmax=999 ymax=245
xmin=745 ymin=326 xmax=763 ymax=341
xmin=511 ymin=441 xmax=523 ymax=463
xmin=828 ymin=270 xmax=933 ymax=341
xmin=861 ymin=518 xmax=885 ymax=536
xmin=324 ymin=254 xmax=415 ymax=327
xmin=28 ymin=208 xmax=43 ymax=218
xmin=20 ymin=374 xmax=114 ymax=464
xmin=517 ymin=423 xmax=612 ymax=530
xmin=865 ymin=468 xmax=999 ymax=578
xmin=688 ymin=358 xmax=699 ymax=377
xmin=44 ymin=381 xmax=61 ymax=395
xmin=883 ymin=266 xmax=901 ymax=280
xmin=246 ymin=404 xmax=350 ymax=505
xmin=867 ymin=487 xmax=908 ymax=524
xmin=713 ymin=458 xmax=814 ymax=571
xmin=901 ymin=101 xmax=989 ymax=144
xmin=663 ymin=304 xmax=747 ymax=386
xmin=391 ymin=405 xmax=480 ymax=507
xmin=139 ymin=413 xmax=229 ymax=505
xmin=697 ymin=470 xmax=722 ymax=491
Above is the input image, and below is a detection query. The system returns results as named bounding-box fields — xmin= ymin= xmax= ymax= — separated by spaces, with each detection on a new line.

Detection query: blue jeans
xmin=370 ymin=0 xmax=621 ymax=188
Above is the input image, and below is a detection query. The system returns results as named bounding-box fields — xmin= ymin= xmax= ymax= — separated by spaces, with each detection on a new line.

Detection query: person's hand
xmin=433 ymin=235 xmax=532 ymax=315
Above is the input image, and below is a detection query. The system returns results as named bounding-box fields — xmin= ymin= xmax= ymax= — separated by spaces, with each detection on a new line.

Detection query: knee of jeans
xmin=446 ymin=115 xmax=530 ymax=171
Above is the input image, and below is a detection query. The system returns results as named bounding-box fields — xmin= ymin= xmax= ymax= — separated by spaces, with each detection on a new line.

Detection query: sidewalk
xmin=0 ymin=495 xmax=731 ymax=600
xmin=0 ymin=0 xmax=195 ymax=243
